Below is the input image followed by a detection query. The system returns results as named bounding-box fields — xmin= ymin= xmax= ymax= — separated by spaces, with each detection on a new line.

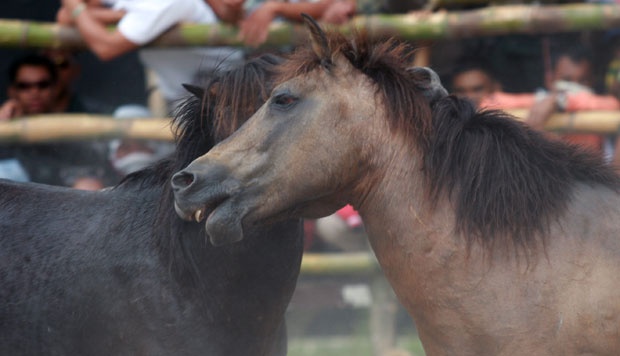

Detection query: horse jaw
xmin=204 ymin=197 xmax=248 ymax=246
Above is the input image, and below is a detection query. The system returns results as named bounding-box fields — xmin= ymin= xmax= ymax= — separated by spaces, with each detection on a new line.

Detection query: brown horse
xmin=172 ymin=16 xmax=620 ymax=355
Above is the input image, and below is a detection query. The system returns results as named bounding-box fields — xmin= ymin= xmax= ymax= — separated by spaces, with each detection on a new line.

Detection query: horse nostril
xmin=171 ymin=171 xmax=196 ymax=191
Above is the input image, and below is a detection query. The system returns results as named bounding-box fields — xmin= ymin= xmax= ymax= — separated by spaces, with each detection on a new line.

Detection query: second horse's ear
xmin=182 ymin=83 xmax=204 ymax=99
xmin=301 ymin=13 xmax=332 ymax=68
xmin=408 ymin=67 xmax=448 ymax=106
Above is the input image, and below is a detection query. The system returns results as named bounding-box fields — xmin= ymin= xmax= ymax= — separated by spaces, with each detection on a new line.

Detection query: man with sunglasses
xmin=0 ymin=53 xmax=114 ymax=190
xmin=43 ymin=49 xmax=90 ymax=114
xmin=0 ymin=54 xmax=57 ymax=120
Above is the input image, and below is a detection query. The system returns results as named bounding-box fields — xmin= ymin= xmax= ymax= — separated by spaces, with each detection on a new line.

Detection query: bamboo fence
xmin=0 ymin=110 xmax=618 ymax=143
xmin=0 ymin=3 xmax=619 ymax=50
xmin=0 ymin=114 xmax=173 ymax=143
xmin=300 ymin=252 xmax=379 ymax=275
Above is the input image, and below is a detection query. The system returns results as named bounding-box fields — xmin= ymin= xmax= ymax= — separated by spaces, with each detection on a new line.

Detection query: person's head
xmin=7 ymin=54 xmax=58 ymax=115
xmin=546 ymin=45 xmax=594 ymax=90
xmin=109 ymin=105 xmax=159 ymax=176
xmin=41 ymin=49 xmax=80 ymax=98
xmin=450 ymin=63 xmax=498 ymax=108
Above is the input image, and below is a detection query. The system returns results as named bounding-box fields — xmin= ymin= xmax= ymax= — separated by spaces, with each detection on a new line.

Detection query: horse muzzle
xmin=171 ymin=163 xmax=246 ymax=246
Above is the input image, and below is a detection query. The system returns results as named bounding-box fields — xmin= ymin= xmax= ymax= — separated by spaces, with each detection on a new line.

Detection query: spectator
xmin=321 ymin=0 xmax=356 ymax=25
xmin=57 ymin=0 xmax=244 ymax=111
xmin=450 ymin=60 xmax=536 ymax=110
xmin=319 ymin=0 xmax=428 ymax=26
xmin=239 ymin=0 xmax=339 ymax=47
xmin=0 ymin=54 xmax=58 ymax=182
xmin=471 ymin=43 xmax=619 ymax=156
xmin=525 ymin=44 xmax=620 ymax=154
xmin=602 ymin=37 xmax=620 ymax=169
xmin=0 ymin=54 xmax=57 ymax=120
xmin=0 ymin=53 xmax=114 ymax=190
xmin=108 ymin=104 xmax=172 ymax=179
xmin=42 ymin=49 xmax=89 ymax=113
xmin=450 ymin=62 xmax=499 ymax=108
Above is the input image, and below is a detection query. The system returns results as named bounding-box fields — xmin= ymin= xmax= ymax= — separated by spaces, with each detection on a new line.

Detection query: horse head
xmin=171 ymin=15 xmax=437 ymax=245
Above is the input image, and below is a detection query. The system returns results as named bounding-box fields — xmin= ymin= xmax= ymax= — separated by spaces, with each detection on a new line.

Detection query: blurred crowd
xmin=2 ymin=2 xmax=620 ymax=356
xmin=2 ymin=0 xmax=620 ymax=254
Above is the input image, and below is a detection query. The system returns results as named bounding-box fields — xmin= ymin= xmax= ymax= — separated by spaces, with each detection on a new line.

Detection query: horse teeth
xmin=195 ymin=209 xmax=204 ymax=222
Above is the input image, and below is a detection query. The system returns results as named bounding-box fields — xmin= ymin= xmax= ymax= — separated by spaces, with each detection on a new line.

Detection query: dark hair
xmin=550 ymin=44 xmax=593 ymax=69
xmin=8 ymin=53 xmax=58 ymax=85
xmin=450 ymin=60 xmax=496 ymax=85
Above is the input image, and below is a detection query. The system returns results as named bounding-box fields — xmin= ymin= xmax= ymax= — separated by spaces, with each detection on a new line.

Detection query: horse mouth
xmin=177 ymin=196 xmax=227 ymax=224
xmin=175 ymin=195 xmax=247 ymax=246
xmin=174 ymin=195 xmax=222 ymax=223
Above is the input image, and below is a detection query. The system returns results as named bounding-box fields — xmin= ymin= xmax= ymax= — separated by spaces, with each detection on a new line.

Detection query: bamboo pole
xmin=507 ymin=109 xmax=620 ymax=134
xmin=0 ymin=114 xmax=173 ymax=143
xmin=0 ymin=4 xmax=619 ymax=49
xmin=0 ymin=110 xmax=617 ymax=143
xmin=301 ymin=252 xmax=379 ymax=275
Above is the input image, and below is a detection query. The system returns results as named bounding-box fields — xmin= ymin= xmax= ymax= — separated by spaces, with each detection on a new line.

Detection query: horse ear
xmin=182 ymin=83 xmax=204 ymax=99
xmin=301 ymin=13 xmax=331 ymax=67
xmin=408 ymin=67 xmax=448 ymax=105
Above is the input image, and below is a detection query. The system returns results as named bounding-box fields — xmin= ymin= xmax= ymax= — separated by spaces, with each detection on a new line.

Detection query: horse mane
xmin=118 ymin=53 xmax=283 ymax=190
xmin=118 ymin=54 xmax=284 ymax=284
xmin=281 ymin=28 xmax=620 ymax=252
xmin=427 ymin=98 xmax=620 ymax=251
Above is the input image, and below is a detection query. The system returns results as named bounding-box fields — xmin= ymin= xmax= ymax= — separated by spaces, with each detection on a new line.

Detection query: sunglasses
xmin=14 ymin=80 xmax=53 ymax=91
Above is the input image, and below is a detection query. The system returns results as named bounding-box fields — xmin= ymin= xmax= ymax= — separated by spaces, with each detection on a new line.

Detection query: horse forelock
xmin=425 ymin=95 xmax=620 ymax=253
xmin=278 ymin=30 xmax=433 ymax=146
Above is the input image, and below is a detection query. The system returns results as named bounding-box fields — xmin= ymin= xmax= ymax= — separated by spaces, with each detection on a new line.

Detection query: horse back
xmin=0 ymin=179 xmax=303 ymax=355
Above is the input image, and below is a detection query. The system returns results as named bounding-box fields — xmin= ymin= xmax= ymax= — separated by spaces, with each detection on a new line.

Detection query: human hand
xmin=221 ymin=0 xmax=245 ymax=9
xmin=526 ymin=93 xmax=557 ymax=131
xmin=56 ymin=6 xmax=73 ymax=25
xmin=321 ymin=1 xmax=355 ymax=25
xmin=206 ymin=0 xmax=245 ymax=24
xmin=62 ymin=0 xmax=83 ymax=9
xmin=58 ymin=0 xmax=87 ymax=25
xmin=0 ymin=99 xmax=23 ymax=121
xmin=239 ymin=2 xmax=277 ymax=47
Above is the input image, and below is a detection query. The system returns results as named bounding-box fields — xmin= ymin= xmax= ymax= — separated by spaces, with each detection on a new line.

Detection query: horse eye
xmin=271 ymin=93 xmax=297 ymax=109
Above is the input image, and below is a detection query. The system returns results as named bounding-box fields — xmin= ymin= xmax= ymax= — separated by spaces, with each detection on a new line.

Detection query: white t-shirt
xmin=102 ymin=0 xmax=243 ymax=104
xmin=103 ymin=0 xmax=218 ymax=45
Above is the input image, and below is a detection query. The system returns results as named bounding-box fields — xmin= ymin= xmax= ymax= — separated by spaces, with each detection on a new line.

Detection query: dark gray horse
xmin=0 ymin=54 xmax=303 ymax=356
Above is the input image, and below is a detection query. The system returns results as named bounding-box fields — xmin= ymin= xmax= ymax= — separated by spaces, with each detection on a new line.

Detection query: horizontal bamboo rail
xmin=0 ymin=114 xmax=173 ymax=143
xmin=0 ymin=3 xmax=619 ymax=49
xmin=509 ymin=109 xmax=620 ymax=134
xmin=0 ymin=110 xmax=618 ymax=143
xmin=300 ymin=252 xmax=379 ymax=275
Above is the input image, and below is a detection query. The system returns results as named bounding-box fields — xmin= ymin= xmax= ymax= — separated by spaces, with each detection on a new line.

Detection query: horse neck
xmin=354 ymin=137 xmax=466 ymax=303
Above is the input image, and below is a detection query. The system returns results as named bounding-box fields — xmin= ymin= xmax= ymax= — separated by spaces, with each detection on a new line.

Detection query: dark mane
xmin=117 ymin=54 xmax=284 ymax=280
xmin=427 ymin=97 xmax=620 ymax=251
xmin=281 ymin=29 xmax=620 ymax=251
xmin=117 ymin=53 xmax=284 ymax=190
